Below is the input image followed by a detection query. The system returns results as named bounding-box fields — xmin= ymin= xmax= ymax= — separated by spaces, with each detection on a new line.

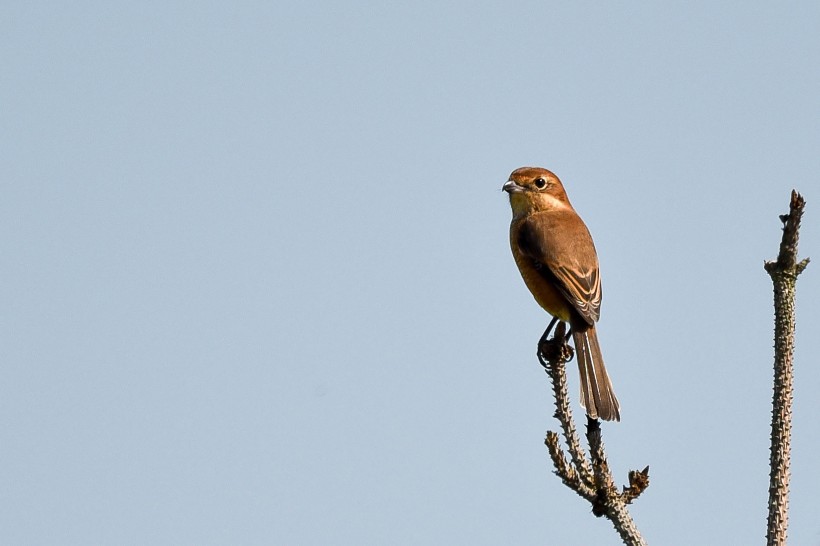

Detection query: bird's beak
xmin=502 ymin=180 xmax=523 ymax=194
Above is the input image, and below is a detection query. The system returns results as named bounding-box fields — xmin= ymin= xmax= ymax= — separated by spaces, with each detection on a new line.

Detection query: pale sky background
xmin=2 ymin=2 xmax=819 ymax=545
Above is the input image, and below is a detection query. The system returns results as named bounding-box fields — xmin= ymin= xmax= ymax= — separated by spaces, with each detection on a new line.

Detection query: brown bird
xmin=503 ymin=167 xmax=620 ymax=421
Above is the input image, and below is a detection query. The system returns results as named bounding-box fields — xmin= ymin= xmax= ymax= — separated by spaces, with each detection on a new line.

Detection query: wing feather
xmin=517 ymin=211 xmax=601 ymax=325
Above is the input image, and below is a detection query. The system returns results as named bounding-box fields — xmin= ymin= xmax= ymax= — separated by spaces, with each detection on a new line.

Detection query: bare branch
xmin=538 ymin=324 xmax=648 ymax=545
xmin=763 ymin=190 xmax=809 ymax=546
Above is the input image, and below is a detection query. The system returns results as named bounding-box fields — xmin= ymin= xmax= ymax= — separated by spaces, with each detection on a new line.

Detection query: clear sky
xmin=2 ymin=2 xmax=819 ymax=545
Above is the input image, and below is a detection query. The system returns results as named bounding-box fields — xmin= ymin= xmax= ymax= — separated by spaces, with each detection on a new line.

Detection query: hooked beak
xmin=502 ymin=180 xmax=524 ymax=194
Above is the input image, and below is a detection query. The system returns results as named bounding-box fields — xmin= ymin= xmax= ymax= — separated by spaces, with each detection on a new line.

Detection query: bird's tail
xmin=573 ymin=325 xmax=620 ymax=421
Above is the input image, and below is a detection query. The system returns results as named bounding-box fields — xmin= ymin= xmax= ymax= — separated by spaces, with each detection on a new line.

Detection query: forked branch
xmin=538 ymin=323 xmax=648 ymax=545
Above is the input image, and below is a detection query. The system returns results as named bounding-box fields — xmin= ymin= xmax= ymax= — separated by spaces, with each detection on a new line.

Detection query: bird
xmin=503 ymin=167 xmax=620 ymax=421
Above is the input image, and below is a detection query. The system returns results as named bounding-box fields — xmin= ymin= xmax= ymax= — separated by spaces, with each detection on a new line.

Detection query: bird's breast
xmin=509 ymin=222 xmax=573 ymax=322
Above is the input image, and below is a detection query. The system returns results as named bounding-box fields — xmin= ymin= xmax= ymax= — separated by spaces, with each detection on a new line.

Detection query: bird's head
xmin=502 ymin=167 xmax=571 ymax=217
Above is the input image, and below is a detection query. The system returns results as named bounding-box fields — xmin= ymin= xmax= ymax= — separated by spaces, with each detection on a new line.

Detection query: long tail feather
xmin=572 ymin=326 xmax=620 ymax=421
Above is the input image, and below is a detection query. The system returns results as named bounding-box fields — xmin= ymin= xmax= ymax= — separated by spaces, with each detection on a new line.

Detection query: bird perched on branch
xmin=503 ymin=167 xmax=620 ymax=421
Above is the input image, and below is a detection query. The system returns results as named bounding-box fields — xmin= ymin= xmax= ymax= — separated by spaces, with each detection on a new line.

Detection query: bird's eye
xmin=534 ymin=177 xmax=547 ymax=189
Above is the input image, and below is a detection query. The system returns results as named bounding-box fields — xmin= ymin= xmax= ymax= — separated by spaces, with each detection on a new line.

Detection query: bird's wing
xmin=517 ymin=211 xmax=601 ymax=325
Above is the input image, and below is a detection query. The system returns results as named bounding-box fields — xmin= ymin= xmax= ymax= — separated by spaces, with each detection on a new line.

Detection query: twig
xmin=539 ymin=323 xmax=593 ymax=487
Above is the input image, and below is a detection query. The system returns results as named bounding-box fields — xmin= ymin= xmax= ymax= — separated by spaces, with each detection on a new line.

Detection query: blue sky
xmin=2 ymin=2 xmax=819 ymax=544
